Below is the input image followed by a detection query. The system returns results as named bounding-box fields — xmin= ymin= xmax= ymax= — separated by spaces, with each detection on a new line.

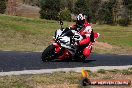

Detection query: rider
xmin=70 ymin=13 xmax=98 ymax=58
xmin=53 ymin=13 xmax=99 ymax=59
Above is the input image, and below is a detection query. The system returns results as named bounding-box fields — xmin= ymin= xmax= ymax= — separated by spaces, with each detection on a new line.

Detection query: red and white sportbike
xmin=41 ymin=22 xmax=99 ymax=62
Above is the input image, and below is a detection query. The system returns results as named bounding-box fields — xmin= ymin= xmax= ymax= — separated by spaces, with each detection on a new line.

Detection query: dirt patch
xmin=93 ymin=41 xmax=132 ymax=55
xmin=16 ymin=4 xmax=40 ymax=18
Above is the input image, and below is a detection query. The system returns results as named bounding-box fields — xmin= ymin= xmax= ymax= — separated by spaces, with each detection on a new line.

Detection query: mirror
xmin=60 ymin=20 xmax=63 ymax=25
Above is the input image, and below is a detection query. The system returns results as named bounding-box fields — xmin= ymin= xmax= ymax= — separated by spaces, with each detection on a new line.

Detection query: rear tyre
xmin=41 ymin=44 xmax=56 ymax=62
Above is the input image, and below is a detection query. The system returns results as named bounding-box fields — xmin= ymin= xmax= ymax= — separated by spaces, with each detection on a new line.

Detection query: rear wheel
xmin=41 ymin=44 xmax=56 ymax=62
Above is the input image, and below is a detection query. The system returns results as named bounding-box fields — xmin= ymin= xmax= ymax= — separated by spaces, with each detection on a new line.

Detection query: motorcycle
xmin=41 ymin=21 xmax=99 ymax=62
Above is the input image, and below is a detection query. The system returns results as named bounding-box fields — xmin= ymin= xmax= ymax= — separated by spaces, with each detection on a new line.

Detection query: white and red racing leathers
xmin=71 ymin=20 xmax=99 ymax=57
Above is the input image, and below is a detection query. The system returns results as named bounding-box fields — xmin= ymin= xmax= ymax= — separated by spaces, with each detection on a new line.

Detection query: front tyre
xmin=41 ymin=44 xmax=56 ymax=62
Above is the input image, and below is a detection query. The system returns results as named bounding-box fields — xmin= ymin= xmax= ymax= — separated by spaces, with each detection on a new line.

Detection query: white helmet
xmin=77 ymin=14 xmax=85 ymax=21
xmin=76 ymin=14 xmax=86 ymax=31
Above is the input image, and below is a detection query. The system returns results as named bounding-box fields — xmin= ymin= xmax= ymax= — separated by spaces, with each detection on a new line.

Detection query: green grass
xmin=108 ymin=69 xmax=120 ymax=74
xmin=0 ymin=14 xmax=71 ymax=51
xmin=97 ymin=69 xmax=106 ymax=74
xmin=128 ymin=68 xmax=132 ymax=70
xmin=97 ymin=68 xmax=132 ymax=75
xmin=120 ymin=69 xmax=132 ymax=75
xmin=93 ymin=24 xmax=132 ymax=47
xmin=0 ymin=14 xmax=132 ymax=53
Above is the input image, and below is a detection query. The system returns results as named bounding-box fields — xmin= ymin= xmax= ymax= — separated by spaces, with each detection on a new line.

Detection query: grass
xmin=93 ymin=24 xmax=132 ymax=47
xmin=0 ymin=69 xmax=132 ymax=88
xmin=97 ymin=69 xmax=106 ymax=74
xmin=0 ymin=14 xmax=72 ymax=51
xmin=31 ymin=71 xmax=81 ymax=84
xmin=0 ymin=75 xmax=32 ymax=88
xmin=128 ymin=67 xmax=132 ymax=70
xmin=120 ymin=69 xmax=132 ymax=75
xmin=0 ymin=72 xmax=82 ymax=88
xmin=0 ymin=14 xmax=132 ymax=54
xmin=108 ymin=69 xmax=120 ymax=74
xmin=97 ymin=68 xmax=132 ymax=75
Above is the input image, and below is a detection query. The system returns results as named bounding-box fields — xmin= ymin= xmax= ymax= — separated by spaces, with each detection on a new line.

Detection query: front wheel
xmin=41 ymin=44 xmax=56 ymax=62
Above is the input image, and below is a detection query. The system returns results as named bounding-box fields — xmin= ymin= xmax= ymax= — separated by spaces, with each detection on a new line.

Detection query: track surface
xmin=0 ymin=51 xmax=132 ymax=72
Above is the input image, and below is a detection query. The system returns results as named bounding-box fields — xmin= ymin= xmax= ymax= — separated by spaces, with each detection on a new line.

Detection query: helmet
xmin=76 ymin=14 xmax=86 ymax=31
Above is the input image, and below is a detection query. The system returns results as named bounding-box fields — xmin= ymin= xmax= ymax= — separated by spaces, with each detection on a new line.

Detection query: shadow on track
xmin=50 ymin=58 xmax=96 ymax=63
xmin=0 ymin=51 xmax=132 ymax=72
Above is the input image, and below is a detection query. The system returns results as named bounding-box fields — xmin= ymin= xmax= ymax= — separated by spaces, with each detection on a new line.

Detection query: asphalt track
xmin=0 ymin=51 xmax=132 ymax=73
